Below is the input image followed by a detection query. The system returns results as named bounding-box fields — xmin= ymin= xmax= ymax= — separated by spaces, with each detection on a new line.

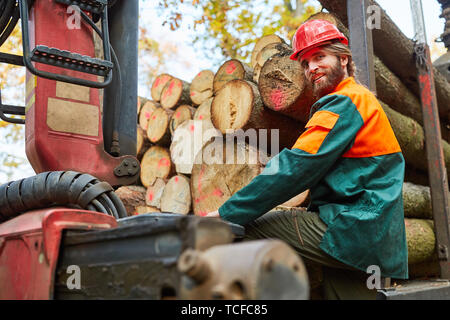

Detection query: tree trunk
xmin=258 ymin=49 xmax=314 ymax=123
xmin=160 ymin=77 xmax=192 ymax=110
xmin=169 ymin=104 xmax=196 ymax=136
xmin=140 ymin=146 xmax=175 ymax=187
xmin=146 ymin=107 xmax=174 ymax=146
xmin=193 ymin=97 xmax=213 ymax=121
xmin=211 ymin=79 xmax=303 ymax=151
xmin=381 ymin=101 xmax=450 ymax=179
xmin=160 ymin=175 xmax=192 ymax=214
xmin=405 ymin=218 xmax=436 ymax=265
xmin=151 ymin=73 xmax=173 ymax=102
xmin=251 ymin=34 xmax=285 ymax=69
xmin=170 ymin=119 xmax=221 ymax=175
xmin=191 ymin=138 xmax=267 ymax=216
xmin=253 ymin=42 xmax=291 ymax=83
xmin=316 ymin=0 xmax=450 ymax=139
xmin=190 ymin=70 xmax=214 ymax=105
xmin=115 ymin=185 xmax=147 ymax=216
xmin=137 ymin=127 xmax=151 ymax=161
xmin=308 ymin=11 xmax=449 ymax=141
xmin=145 ymin=178 xmax=166 ymax=209
xmin=403 ymin=182 xmax=433 ymax=219
xmin=213 ymin=59 xmax=254 ymax=94
xmin=139 ymin=100 xmax=160 ymax=131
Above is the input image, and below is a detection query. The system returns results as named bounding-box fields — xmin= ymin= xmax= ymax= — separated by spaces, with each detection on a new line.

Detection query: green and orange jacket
xmin=218 ymin=77 xmax=408 ymax=279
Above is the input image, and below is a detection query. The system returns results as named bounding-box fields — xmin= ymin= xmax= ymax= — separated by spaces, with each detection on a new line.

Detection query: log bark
xmin=211 ymin=79 xmax=303 ymax=151
xmin=169 ymin=104 xmax=196 ymax=136
xmin=251 ymin=34 xmax=285 ymax=69
xmin=115 ymin=185 xmax=147 ymax=216
xmin=145 ymin=178 xmax=166 ymax=209
xmin=213 ymin=59 xmax=254 ymax=94
xmin=316 ymin=0 xmax=450 ymax=137
xmin=139 ymin=100 xmax=160 ymax=131
xmin=258 ymin=49 xmax=314 ymax=123
xmin=146 ymin=107 xmax=174 ymax=146
xmin=160 ymin=77 xmax=192 ymax=110
xmin=191 ymin=138 xmax=267 ymax=216
xmin=193 ymin=97 xmax=213 ymax=121
xmin=190 ymin=70 xmax=214 ymax=105
xmin=137 ymin=127 xmax=151 ymax=161
xmin=308 ymin=12 xmax=449 ymax=141
xmin=405 ymin=218 xmax=436 ymax=265
xmin=170 ymin=119 xmax=221 ymax=175
xmin=160 ymin=175 xmax=192 ymax=214
xmin=381 ymin=101 xmax=450 ymax=179
xmin=140 ymin=146 xmax=175 ymax=187
xmin=253 ymin=42 xmax=292 ymax=83
xmin=403 ymin=182 xmax=433 ymax=219
xmin=151 ymin=73 xmax=173 ymax=102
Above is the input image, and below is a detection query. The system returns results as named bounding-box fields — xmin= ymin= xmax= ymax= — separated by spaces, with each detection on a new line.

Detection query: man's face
xmin=299 ymin=47 xmax=348 ymax=99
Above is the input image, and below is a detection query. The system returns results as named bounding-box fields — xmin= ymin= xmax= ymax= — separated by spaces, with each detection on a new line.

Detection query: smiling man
xmin=206 ymin=19 xmax=408 ymax=297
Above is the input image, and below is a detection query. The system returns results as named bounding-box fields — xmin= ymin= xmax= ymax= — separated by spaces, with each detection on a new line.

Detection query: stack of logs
xmin=116 ymin=11 xmax=450 ymax=281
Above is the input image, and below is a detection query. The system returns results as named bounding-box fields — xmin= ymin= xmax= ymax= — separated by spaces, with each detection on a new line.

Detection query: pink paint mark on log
xmin=177 ymin=81 xmax=181 ymax=88
xmin=175 ymin=111 xmax=181 ymax=118
xmin=189 ymin=124 xmax=195 ymax=132
xmin=148 ymin=192 xmax=154 ymax=201
xmin=270 ymin=89 xmax=285 ymax=110
xmin=199 ymin=115 xmax=204 ymax=120
xmin=175 ymin=176 xmax=179 ymax=182
xmin=152 ymin=115 xmax=156 ymax=120
xmin=190 ymin=92 xmax=196 ymax=96
xmin=157 ymin=158 xmax=170 ymax=169
xmin=145 ymin=112 xmax=151 ymax=119
xmin=197 ymin=167 xmax=205 ymax=193
xmin=195 ymin=198 xmax=200 ymax=203
xmin=212 ymin=188 xmax=224 ymax=197
xmin=225 ymin=61 xmax=237 ymax=74
xmin=154 ymin=78 xmax=160 ymax=87
xmin=197 ymin=71 xmax=202 ymax=77
xmin=198 ymin=211 xmax=207 ymax=217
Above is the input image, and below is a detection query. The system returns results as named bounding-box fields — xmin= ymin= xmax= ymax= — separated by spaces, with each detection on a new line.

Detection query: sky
xmin=0 ymin=0 xmax=447 ymax=184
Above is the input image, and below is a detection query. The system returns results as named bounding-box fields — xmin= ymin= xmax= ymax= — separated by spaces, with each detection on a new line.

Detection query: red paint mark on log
xmin=198 ymin=211 xmax=207 ymax=216
xmin=225 ymin=61 xmax=237 ymax=74
xmin=148 ymin=192 xmax=154 ymax=201
xmin=197 ymin=71 xmax=202 ymax=77
xmin=145 ymin=112 xmax=151 ymax=119
xmin=175 ymin=176 xmax=179 ymax=182
xmin=189 ymin=124 xmax=195 ymax=132
xmin=212 ymin=188 xmax=224 ymax=197
xmin=154 ymin=78 xmax=160 ymax=87
xmin=197 ymin=167 xmax=205 ymax=193
xmin=133 ymin=211 xmax=138 ymax=216
xmin=175 ymin=111 xmax=181 ymax=118
xmin=152 ymin=115 xmax=156 ymax=120
xmin=190 ymin=92 xmax=196 ymax=96
xmin=199 ymin=115 xmax=204 ymax=120
xmin=157 ymin=158 xmax=170 ymax=169
xmin=270 ymin=89 xmax=285 ymax=110
xmin=195 ymin=198 xmax=200 ymax=203
xmin=177 ymin=81 xmax=181 ymax=88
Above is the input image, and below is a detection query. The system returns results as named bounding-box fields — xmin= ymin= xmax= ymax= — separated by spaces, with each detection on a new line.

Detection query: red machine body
xmin=24 ymin=0 xmax=135 ymax=186
xmin=0 ymin=208 xmax=117 ymax=299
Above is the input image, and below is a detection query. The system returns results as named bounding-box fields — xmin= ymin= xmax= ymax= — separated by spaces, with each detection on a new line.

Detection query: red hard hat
xmin=290 ymin=19 xmax=348 ymax=61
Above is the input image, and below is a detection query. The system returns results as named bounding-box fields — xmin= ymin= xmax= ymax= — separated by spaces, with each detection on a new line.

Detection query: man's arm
xmin=217 ymin=94 xmax=364 ymax=225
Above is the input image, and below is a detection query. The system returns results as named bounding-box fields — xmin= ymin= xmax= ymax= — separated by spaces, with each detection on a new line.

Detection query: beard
xmin=311 ymin=60 xmax=346 ymax=100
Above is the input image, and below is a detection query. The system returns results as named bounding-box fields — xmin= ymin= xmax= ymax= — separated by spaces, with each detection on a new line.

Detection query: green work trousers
xmin=242 ymin=209 xmax=378 ymax=300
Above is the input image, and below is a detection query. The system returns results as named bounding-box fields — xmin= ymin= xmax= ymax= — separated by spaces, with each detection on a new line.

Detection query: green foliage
xmin=157 ymin=0 xmax=320 ymax=63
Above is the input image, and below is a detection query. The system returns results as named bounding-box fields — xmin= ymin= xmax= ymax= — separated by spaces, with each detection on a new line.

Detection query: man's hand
xmin=205 ymin=210 xmax=220 ymax=218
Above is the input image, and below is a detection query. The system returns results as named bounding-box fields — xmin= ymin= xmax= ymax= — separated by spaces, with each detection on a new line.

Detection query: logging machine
xmin=0 ymin=0 xmax=449 ymax=300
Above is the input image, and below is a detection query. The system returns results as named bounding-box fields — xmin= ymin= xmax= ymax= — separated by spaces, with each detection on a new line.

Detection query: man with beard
xmin=206 ymin=20 xmax=408 ymax=299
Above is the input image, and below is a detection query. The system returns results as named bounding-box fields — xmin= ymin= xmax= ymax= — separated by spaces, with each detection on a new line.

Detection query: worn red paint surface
xmin=157 ymin=157 xmax=170 ymax=169
xmin=270 ymin=89 xmax=286 ymax=110
xmin=226 ymin=61 xmax=237 ymax=74
xmin=154 ymin=77 xmax=160 ymax=87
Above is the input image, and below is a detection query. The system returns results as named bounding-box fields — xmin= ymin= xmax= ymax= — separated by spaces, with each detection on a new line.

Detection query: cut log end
xmin=251 ymin=34 xmax=285 ymax=69
xmin=190 ymin=70 xmax=214 ymax=105
xmin=139 ymin=100 xmax=160 ymax=131
xmin=146 ymin=107 xmax=173 ymax=145
xmin=213 ymin=59 xmax=253 ymax=94
xmin=160 ymin=175 xmax=192 ymax=215
xmin=194 ymin=97 xmax=213 ymax=121
xmin=140 ymin=146 xmax=174 ymax=187
xmin=169 ymin=104 xmax=195 ymax=135
xmin=145 ymin=178 xmax=166 ymax=208
xmin=151 ymin=74 xmax=173 ymax=102
xmin=160 ymin=78 xmax=191 ymax=110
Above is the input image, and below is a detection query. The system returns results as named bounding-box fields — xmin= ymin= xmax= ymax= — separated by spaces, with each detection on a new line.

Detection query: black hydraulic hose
xmin=0 ymin=171 xmax=128 ymax=223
